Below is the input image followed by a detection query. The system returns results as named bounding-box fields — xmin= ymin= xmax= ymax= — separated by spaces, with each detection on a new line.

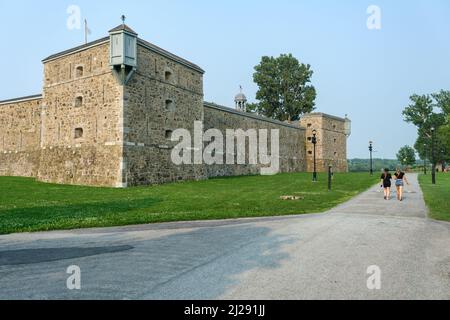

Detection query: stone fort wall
xmin=123 ymin=44 xmax=206 ymax=186
xmin=203 ymin=103 xmax=306 ymax=178
xmin=300 ymin=114 xmax=348 ymax=172
xmin=0 ymin=96 xmax=42 ymax=177
xmin=0 ymin=26 xmax=348 ymax=187
xmin=38 ymin=41 xmax=123 ymax=187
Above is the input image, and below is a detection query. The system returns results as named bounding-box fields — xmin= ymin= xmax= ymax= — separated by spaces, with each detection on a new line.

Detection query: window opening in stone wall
xmin=74 ymin=128 xmax=84 ymax=139
xmin=76 ymin=66 xmax=84 ymax=78
xmin=75 ymin=96 xmax=83 ymax=107
xmin=165 ymin=71 xmax=172 ymax=82
xmin=165 ymin=99 xmax=175 ymax=111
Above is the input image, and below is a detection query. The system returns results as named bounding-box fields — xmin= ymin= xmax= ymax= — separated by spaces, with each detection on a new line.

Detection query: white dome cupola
xmin=234 ymin=86 xmax=247 ymax=111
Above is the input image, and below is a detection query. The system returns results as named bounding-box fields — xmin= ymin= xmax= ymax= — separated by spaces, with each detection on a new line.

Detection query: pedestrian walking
xmin=394 ymin=168 xmax=410 ymax=201
xmin=380 ymin=168 xmax=392 ymax=200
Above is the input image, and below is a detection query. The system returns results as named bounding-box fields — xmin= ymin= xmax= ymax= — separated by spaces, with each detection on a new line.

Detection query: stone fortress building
xmin=0 ymin=23 xmax=350 ymax=188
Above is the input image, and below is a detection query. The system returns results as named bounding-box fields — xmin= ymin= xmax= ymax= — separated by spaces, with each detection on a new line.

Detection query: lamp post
xmin=312 ymin=129 xmax=317 ymax=182
xmin=369 ymin=141 xmax=373 ymax=175
xmin=423 ymin=143 xmax=427 ymax=175
xmin=328 ymin=165 xmax=333 ymax=191
xmin=431 ymin=127 xmax=436 ymax=185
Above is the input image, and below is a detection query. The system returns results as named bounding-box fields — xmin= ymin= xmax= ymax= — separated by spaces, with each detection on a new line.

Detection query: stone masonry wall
xmin=300 ymin=114 xmax=348 ymax=172
xmin=203 ymin=104 xmax=306 ymax=178
xmin=37 ymin=145 xmax=122 ymax=186
xmin=39 ymin=42 xmax=123 ymax=187
xmin=0 ymin=97 xmax=42 ymax=177
xmin=124 ymin=44 xmax=205 ymax=186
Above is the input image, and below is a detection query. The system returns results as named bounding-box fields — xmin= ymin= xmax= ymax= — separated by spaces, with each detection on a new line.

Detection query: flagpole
xmin=84 ymin=19 xmax=87 ymax=44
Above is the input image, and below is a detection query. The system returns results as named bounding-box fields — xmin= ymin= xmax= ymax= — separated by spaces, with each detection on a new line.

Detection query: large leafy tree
xmin=402 ymin=90 xmax=449 ymax=165
xmin=246 ymin=54 xmax=316 ymax=122
xmin=396 ymin=146 xmax=416 ymax=167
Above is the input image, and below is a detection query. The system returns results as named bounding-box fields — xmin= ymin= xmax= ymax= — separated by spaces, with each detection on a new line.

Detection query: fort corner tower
xmin=38 ymin=24 xmax=124 ymax=187
xmin=36 ymin=21 xmax=206 ymax=187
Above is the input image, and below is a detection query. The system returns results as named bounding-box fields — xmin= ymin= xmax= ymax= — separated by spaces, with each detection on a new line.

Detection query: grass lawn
xmin=0 ymin=173 xmax=378 ymax=234
xmin=419 ymin=173 xmax=450 ymax=222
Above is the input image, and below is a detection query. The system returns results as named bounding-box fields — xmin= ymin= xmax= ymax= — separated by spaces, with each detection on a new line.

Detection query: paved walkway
xmin=329 ymin=173 xmax=428 ymax=218
xmin=0 ymin=174 xmax=449 ymax=299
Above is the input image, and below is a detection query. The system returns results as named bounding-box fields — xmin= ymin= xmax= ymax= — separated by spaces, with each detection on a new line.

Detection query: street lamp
xmin=369 ymin=141 xmax=373 ymax=175
xmin=311 ymin=129 xmax=318 ymax=182
xmin=423 ymin=143 xmax=427 ymax=175
xmin=431 ymin=127 xmax=436 ymax=185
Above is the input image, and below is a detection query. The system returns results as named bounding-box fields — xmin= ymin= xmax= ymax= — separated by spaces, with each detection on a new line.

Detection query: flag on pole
xmin=84 ymin=19 xmax=92 ymax=44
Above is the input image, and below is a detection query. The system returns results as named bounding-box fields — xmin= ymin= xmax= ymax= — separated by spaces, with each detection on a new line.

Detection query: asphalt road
xmin=0 ymin=174 xmax=449 ymax=299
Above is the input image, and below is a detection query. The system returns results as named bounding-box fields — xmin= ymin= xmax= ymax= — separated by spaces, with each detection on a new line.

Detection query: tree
xmin=435 ymin=90 xmax=450 ymax=156
xmin=247 ymin=54 xmax=316 ymax=122
xmin=439 ymin=119 xmax=450 ymax=155
xmin=396 ymin=146 xmax=416 ymax=167
xmin=402 ymin=91 xmax=449 ymax=165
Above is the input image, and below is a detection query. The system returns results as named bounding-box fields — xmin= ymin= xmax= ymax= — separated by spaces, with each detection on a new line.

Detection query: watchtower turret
xmin=109 ymin=16 xmax=138 ymax=84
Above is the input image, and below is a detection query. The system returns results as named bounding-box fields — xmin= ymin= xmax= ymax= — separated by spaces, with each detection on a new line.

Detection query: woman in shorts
xmin=380 ymin=168 xmax=392 ymax=200
xmin=394 ymin=168 xmax=409 ymax=201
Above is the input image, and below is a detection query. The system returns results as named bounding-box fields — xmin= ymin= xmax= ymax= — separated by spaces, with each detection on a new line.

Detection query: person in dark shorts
xmin=380 ymin=168 xmax=392 ymax=200
xmin=394 ymin=168 xmax=409 ymax=201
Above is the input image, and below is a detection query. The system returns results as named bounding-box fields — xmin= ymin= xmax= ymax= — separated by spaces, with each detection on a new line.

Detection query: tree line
xmin=348 ymin=159 xmax=402 ymax=173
